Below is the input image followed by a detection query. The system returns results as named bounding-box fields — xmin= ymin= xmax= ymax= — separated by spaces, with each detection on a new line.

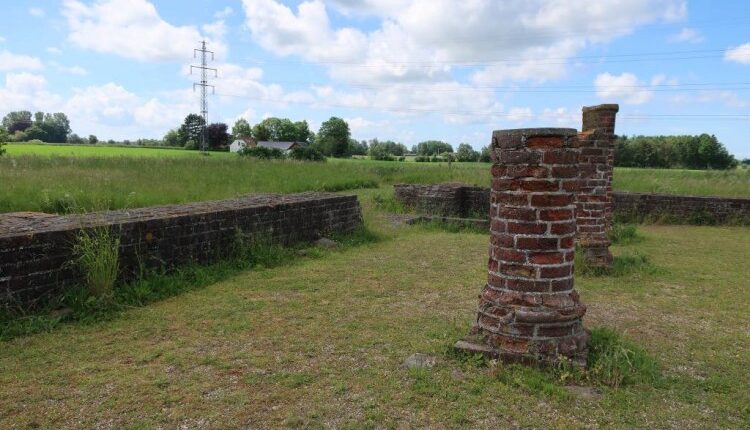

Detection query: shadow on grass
xmin=0 ymin=227 xmax=381 ymax=341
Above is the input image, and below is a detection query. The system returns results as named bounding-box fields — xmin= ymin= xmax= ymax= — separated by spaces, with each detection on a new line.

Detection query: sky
xmin=1 ymin=0 xmax=750 ymax=157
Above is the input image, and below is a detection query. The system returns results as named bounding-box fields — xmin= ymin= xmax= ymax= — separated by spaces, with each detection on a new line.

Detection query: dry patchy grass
xmin=1 ymin=217 xmax=748 ymax=428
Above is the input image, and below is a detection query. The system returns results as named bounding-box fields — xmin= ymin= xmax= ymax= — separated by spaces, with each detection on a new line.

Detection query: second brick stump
xmin=576 ymin=104 xmax=619 ymax=268
xmin=455 ymin=128 xmax=588 ymax=367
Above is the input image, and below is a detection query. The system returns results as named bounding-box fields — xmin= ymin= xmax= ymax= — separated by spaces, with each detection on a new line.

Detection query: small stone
xmin=564 ymin=385 xmax=602 ymax=401
xmin=315 ymin=238 xmax=339 ymax=249
xmin=403 ymin=353 xmax=438 ymax=369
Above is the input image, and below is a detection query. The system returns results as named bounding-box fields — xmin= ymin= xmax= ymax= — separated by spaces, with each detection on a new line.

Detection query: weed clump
xmin=449 ymin=327 xmax=659 ymax=394
xmin=587 ymin=327 xmax=659 ymax=388
xmin=72 ymin=227 xmax=120 ymax=299
xmin=607 ymin=223 xmax=640 ymax=245
xmin=576 ymin=248 xmax=656 ymax=277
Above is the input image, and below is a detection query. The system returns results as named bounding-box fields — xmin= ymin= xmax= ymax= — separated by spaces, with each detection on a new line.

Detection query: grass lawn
xmin=2 ymin=144 xmax=750 ymax=214
xmin=0 ymin=192 xmax=748 ymax=428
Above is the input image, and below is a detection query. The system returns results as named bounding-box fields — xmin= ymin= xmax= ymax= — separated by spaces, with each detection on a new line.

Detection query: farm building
xmin=229 ymin=136 xmax=302 ymax=153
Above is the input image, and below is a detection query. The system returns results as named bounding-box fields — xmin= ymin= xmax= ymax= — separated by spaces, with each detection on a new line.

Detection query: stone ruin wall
xmin=0 ymin=192 xmax=363 ymax=307
xmin=394 ymin=184 xmax=750 ymax=225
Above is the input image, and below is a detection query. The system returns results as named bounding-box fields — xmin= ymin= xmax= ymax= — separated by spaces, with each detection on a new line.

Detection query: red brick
xmin=499 ymin=207 xmax=537 ymax=221
xmin=491 ymin=234 xmax=515 ymax=248
xmin=520 ymin=180 xmax=559 ymax=192
xmin=551 ymin=166 xmax=578 ymax=178
xmin=559 ymin=236 xmax=575 ymax=249
xmin=493 ymin=192 xmax=529 ymax=207
xmin=542 ymin=150 xmax=578 ymax=164
xmin=530 ymin=194 xmax=574 ymax=207
xmin=540 ymin=265 xmax=572 ymax=278
xmin=508 ymin=165 xmax=549 ymax=178
xmin=495 ymin=248 xmax=527 ymax=263
xmin=527 ymin=136 xmax=565 ymax=148
xmin=490 ymin=219 xmax=507 ymax=233
xmin=516 ymin=237 xmax=558 ymax=250
xmin=550 ymin=222 xmax=576 ymax=235
xmin=507 ymin=222 xmax=547 ymax=235
xmin=528 ymin=252 xmax=564 ymax=265
xmin=539 ymin=209 xmax=573 ymax=221
xmin=499 ymin=264 xmax=536 ymax=279
xmin=505 ymin=278 xmax=550 ymax=292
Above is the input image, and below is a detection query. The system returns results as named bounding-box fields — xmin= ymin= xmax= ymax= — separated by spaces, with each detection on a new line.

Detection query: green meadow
xmin=1 ymin=143 xmax=749 ymax=214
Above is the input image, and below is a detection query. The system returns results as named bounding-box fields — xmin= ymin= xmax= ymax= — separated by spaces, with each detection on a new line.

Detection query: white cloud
xmin=670 ymin=90 xmax=748 ymax=109
xmin=0 ymin=73 xmax=62 ymax=112
xmin=594 ymin=72 xmax=653 ymax=105
xmin=62 ymin=0 xmax=227 ymax=62
xmin=50 ymin=61 xmax=88 ymax=76
xmin=0 ymin=36 xmax=6 ymax=44
xmin=725 ymin=43 xmax=750 ymax=65
xmin=29 ymin=7 xmax=45 ymax=17
xmin=0 ymin=50 xmax=44 ymax=71
xmin=214 ymin=6 xmax=233 ymax=19
xmin=46 ymin=47 xmax=63 ymax=55
xmin=669 ymin=27 xmax=703 ymax=43
xmin=540 ymin=107 xmax=579 ymax=125
xmin=507 ymin=107 xmax=534 ymax=122
xmin=243 ymin=0 xmax=685 ymax=86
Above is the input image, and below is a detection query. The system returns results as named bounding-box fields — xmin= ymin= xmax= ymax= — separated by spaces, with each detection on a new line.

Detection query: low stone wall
xmin=393 ymin=183 xmax=490 ymax=218
xmin=613 ymin=192 xmax=750 ymax=224
xmin=0 ymin=192 xmax=362 ymax=306
xmin=394 ymin=183 xmax=750 ymax=225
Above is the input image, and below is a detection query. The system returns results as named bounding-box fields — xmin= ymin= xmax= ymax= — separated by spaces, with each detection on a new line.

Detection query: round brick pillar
xmin=455 ymin=128 xmax=588 ymax=367
xmin=577 ymin=104 xmax=619 ymax=268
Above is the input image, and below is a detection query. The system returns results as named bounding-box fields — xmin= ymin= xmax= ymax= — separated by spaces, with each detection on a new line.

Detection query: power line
xmin=191 ymin=41 xmax=217 ymax=153
xmin=214 ymin=92 xmax=750 ymax=120
xmin=248 ymin=48 xmax=734 ymax=67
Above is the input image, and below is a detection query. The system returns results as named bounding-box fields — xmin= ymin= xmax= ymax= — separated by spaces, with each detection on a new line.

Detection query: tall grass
xmin=586 ymin=327 xmax=659 ymax=388
xmin=72 ymin=227 xmax=120 ymax=299
xmin=2 ymin=153 xmax=749 ymax=214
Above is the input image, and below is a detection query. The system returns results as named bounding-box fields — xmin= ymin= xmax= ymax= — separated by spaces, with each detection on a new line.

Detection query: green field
xmin=1 ymin=143 xmax=749 ymax=214
xmin=1 ymin=194 xmax=748 ymax=428
xmin=4 ymin=142 xmax=234 ymax=158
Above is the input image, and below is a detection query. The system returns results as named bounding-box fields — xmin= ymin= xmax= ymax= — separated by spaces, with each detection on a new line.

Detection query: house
xmin=229 ymin=136 xmax=303 ymax=153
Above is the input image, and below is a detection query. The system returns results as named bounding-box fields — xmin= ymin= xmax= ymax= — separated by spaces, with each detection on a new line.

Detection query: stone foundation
xmin=0 ymin=192 xmax=363 ymax=307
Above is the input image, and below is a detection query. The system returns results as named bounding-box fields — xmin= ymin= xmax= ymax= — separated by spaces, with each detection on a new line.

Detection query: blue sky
xmin=1 ymin=0 xmax=750 ymax=157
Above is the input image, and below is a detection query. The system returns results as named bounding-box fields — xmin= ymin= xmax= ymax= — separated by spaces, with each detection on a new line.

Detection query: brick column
xmin=576 ymin=104 xmax=619 ymax=268
xmin=455 ymin=128 xmax=588 ymax=367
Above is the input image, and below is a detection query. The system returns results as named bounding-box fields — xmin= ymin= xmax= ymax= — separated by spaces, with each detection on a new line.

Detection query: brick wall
xmin=394 ymin=184 xmax=489 ymax=218
xmin=0 ymin=192 xmax=362 ymax=306
xmin=613 ymin=192 xmax=750 ymax=224
xmin=394 ymin=183 xmax=750 ymax=225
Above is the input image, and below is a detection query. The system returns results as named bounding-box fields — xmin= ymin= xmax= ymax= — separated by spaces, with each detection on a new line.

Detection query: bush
xmin=415 ymin=155 xmax=430 ymax=162
xmin=238 ymin=146 xmax=285 ymax=159
xmin=289 ymin=145 xmax=326 ymax=161
xmin=0 ymin=128 xmax=6 ymax=156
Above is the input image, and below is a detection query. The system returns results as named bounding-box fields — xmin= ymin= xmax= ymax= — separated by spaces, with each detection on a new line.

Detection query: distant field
xmin=4 ymin=143 xmax=233 ymax=158
xmin=1 ymin=143 xmax=749 ymax=214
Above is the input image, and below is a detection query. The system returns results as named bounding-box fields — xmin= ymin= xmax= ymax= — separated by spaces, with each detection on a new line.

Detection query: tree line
xmin=1 ymin=109 xmax=743 ymax=170
xmin=614 ymin=134 xmax=738 ymax=170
